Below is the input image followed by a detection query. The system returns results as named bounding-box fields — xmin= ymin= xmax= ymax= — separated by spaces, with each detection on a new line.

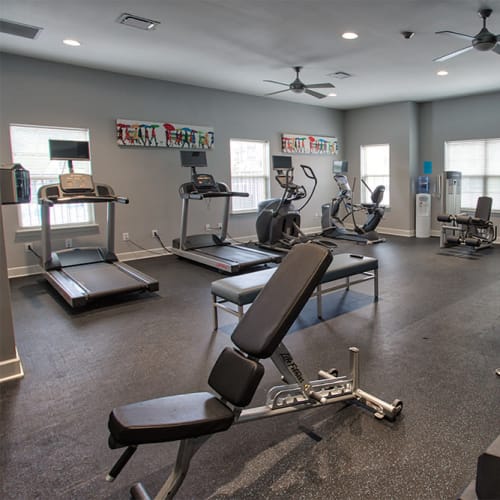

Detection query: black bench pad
xmin=108 ymin=392 xmax=234 ymax=446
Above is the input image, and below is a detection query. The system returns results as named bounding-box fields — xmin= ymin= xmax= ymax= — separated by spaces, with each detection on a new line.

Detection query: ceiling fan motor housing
xmin=290 ymin=79 xmax=305 ymax=93
xmin=473 ymin=29 xmax=498 ymax=51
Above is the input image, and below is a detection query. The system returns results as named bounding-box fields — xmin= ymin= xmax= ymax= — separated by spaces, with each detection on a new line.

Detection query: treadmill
xmin=38 ymin=140 xmax=159 ymax=307
xmin=171 ymin=151 xmax=281 ymax=273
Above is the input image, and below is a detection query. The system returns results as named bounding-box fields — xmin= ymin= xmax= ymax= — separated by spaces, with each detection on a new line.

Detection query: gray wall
xmin=344 ymin=94 xmax=500 ymax=236
xmin=0 ymin=53 xmax=343 ymax=272
xmin=344 ymin=101 xmax=419 ymax=235
xmin=419 ymin=91 xmax=500 ymax=232
xmin=1 ymin=52 xmax=499 ymax=274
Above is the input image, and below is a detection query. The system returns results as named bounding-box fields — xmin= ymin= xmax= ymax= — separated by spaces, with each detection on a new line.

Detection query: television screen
xmin=272 ymin=155 xmax=292 ymax=170
xmin=180 ymin=150 xmax=207 ymax=168
xmin=332 ymin=160 xmax=348 ymax=173
xmin=49 ymin=140 xmax=90 ymax=161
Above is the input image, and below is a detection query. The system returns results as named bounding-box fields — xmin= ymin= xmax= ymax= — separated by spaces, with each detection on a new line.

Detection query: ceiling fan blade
xmin=265 ymin=89 xmax=291 ymax=96
xmin=263 ymin=80 xmax=288 ymax=86
xmin=305 ymin=88 xmax=327 ymax=99
xmin=436 ymin=30 xmax=475 ymax=41
xmin=305 ymin=83 xmax=335 ymax=89
xmin=433 ymin=45 xmax=474 ymax=62
xmin=493 ymin=42 xmax=500 ymax=54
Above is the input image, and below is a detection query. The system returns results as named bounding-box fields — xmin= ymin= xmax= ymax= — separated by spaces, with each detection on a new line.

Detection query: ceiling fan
xmin=264 ymin=66 xmax=335 ymax=99
xmin=433 ymin=8 xmax=500 ymax=62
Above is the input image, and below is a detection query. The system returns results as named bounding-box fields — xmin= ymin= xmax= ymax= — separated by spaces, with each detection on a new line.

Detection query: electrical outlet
xmin=152 ymin=229 xmax=159 ymax=238
xmin=122 ymin=232 xmax=129 ymax=241
xmin=24 ymin=242 xmax=32 ymax=252
xmin=65 ymin=238 xmax=72 ymax=248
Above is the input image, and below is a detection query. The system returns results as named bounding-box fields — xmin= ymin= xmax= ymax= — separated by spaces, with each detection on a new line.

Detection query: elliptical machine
xmin=256 ymin=156 xmax=327 ymax=251
xmin=321 ymin=164 xmax=386 ymax=244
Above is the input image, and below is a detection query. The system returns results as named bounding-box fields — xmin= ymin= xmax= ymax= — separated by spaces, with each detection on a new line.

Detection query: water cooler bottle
xmin=415 ymin=176 xmax=431 ymax=238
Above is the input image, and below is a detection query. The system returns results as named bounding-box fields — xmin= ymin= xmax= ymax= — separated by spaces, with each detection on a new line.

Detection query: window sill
xmin=16 ymin=223 xmax=100 ymax=238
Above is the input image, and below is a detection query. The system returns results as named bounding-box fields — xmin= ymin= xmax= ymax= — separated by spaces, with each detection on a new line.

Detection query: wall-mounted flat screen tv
xmin=180 ymin=150 xmax=207 ymax=168
xmin=49 ymin=140 xmax=90 ymax=161
xmin=272 ymin=155 xmax=292 ymax=170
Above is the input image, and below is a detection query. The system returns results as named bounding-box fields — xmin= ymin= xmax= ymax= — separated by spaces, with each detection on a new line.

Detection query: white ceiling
xmin=1 ymin=0 xmax=500 ymax=110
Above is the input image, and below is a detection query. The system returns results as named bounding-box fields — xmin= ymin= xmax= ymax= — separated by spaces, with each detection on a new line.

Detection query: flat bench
xmin=211 ymin=253 xmax=378 ymax=330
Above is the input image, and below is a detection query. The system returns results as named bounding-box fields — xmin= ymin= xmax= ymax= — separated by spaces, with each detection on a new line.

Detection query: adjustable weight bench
xmin=106 ymin=243 xmax=402 ymax=499
xmin=211 ymin=253 xmax=378 ymax=330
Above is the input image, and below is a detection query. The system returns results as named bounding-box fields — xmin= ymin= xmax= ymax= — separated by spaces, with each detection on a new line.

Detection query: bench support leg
xmin=131 ymin=435 xmax=211 ymax=500
xmin=212 ymin=294 xmax=218 ymax=331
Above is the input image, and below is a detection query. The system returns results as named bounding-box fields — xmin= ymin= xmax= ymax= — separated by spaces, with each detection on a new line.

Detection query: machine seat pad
xmin=108 ymin=392 xmax=234 ymax=446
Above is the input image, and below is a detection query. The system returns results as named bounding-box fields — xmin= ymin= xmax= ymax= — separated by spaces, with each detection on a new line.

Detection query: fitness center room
xmin=1 ymin=2 xmax=500 ymax=499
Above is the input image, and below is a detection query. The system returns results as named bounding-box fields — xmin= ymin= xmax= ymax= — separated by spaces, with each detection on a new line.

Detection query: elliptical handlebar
xmin=295 ymin=164 xmax=317 ymax=212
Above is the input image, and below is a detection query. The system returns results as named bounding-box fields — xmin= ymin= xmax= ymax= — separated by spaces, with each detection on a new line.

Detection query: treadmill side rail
xmin=114 ymin=262 xmax=160 ymax=292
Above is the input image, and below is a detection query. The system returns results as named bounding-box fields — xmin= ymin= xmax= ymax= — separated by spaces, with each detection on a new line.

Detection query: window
xmin=360 ymin=144 xmax=390 ymax=206
xmin=445 ymin=138 xmax=500 ymax=211
xmin=9 ymin=125 xmax=93 ymax=228
xmin=229 ymin=139 xmax=270 ymax=213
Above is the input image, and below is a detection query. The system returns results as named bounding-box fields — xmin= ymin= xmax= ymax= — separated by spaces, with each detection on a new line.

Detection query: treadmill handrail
xmin=38 ymin=183 xmax=129 ymax=206
xmin=181 ymin=191 xmax=249 ymax=200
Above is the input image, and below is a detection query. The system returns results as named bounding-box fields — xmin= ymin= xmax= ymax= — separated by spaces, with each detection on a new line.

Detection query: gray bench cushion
xmin=211 ymin=268 xmax=276 ymax=305
xmin=211 ymin=254 xmax=377 ymax=306
xmin=322 ymin=254 xmax=377 ymax=282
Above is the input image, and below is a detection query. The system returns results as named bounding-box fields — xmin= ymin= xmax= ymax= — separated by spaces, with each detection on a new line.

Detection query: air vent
xmin=328 ymin=71 xmax=353 ymax=79
xmin=117 ymin=13 xmax=160 ymax=31
xmin=0 ymin=19 xmax=43 ymax=39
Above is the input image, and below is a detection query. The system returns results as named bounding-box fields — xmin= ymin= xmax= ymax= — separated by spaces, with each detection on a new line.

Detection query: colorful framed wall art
xmin=281 ymin=133 xmax=338 ymax=155
xmin=116 ymin=119 xmax=214 ymax=149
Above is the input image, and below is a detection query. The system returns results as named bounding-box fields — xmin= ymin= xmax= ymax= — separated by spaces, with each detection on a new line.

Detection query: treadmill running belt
xmin=62 ymin=262 xmax=146 ymax=295
xmin=198 ymin=245 xmax=271 ymax=265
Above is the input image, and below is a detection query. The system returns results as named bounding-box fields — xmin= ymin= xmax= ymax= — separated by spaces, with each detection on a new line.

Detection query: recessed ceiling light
xmin=342 ymin=32 xmax=358 ymax=40
xmin=328 ymin=92 xmax=337 ymax=97
xmin=63 ymin=39 xmax=81 ymax=46
xmin=437 ymin=70 xmax=448 ymax=76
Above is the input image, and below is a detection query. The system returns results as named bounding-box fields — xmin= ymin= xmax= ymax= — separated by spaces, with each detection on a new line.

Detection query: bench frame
xmin=212 ymin=258 xmax=378 ymax=330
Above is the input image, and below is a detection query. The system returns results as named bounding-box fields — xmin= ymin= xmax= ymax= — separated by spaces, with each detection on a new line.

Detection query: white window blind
xmin=9 ymin=125 xmax=94 ymax=228
xmin=230 ymin=139 xmax=270 ymax=213
xmin=360 ymin=144 xmax=390 ymax=206
xmin=445 ymin=138 xmax=500 ymax=211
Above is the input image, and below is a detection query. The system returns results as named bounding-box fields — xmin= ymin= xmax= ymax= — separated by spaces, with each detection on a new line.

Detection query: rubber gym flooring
xmin=1 ymin=236 xmax=499 ymax=499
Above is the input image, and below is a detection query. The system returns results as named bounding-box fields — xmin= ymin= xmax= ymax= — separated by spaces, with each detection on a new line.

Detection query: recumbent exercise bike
xmin=321 ymin=173 xmax=386 ymax=244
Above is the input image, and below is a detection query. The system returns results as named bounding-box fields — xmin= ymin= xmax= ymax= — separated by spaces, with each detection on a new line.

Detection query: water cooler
xmin=415 ymin=176 xmax=431 ymax=238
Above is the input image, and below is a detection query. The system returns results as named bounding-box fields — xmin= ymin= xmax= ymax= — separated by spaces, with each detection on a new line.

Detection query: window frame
xmin=360 ymin=143 xmax=390 ymax=207
xmin=9 ymin=124 xmax=94 ymax=229
xmin=229 ymin=138 xmax=271 ymax=214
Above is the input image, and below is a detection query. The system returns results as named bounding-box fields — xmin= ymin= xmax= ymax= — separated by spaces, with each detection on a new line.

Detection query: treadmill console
xmin=192 ymin=173 xmax=219 ymax=193
xmin=60 ymin=173 xmax=95 ymax=193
